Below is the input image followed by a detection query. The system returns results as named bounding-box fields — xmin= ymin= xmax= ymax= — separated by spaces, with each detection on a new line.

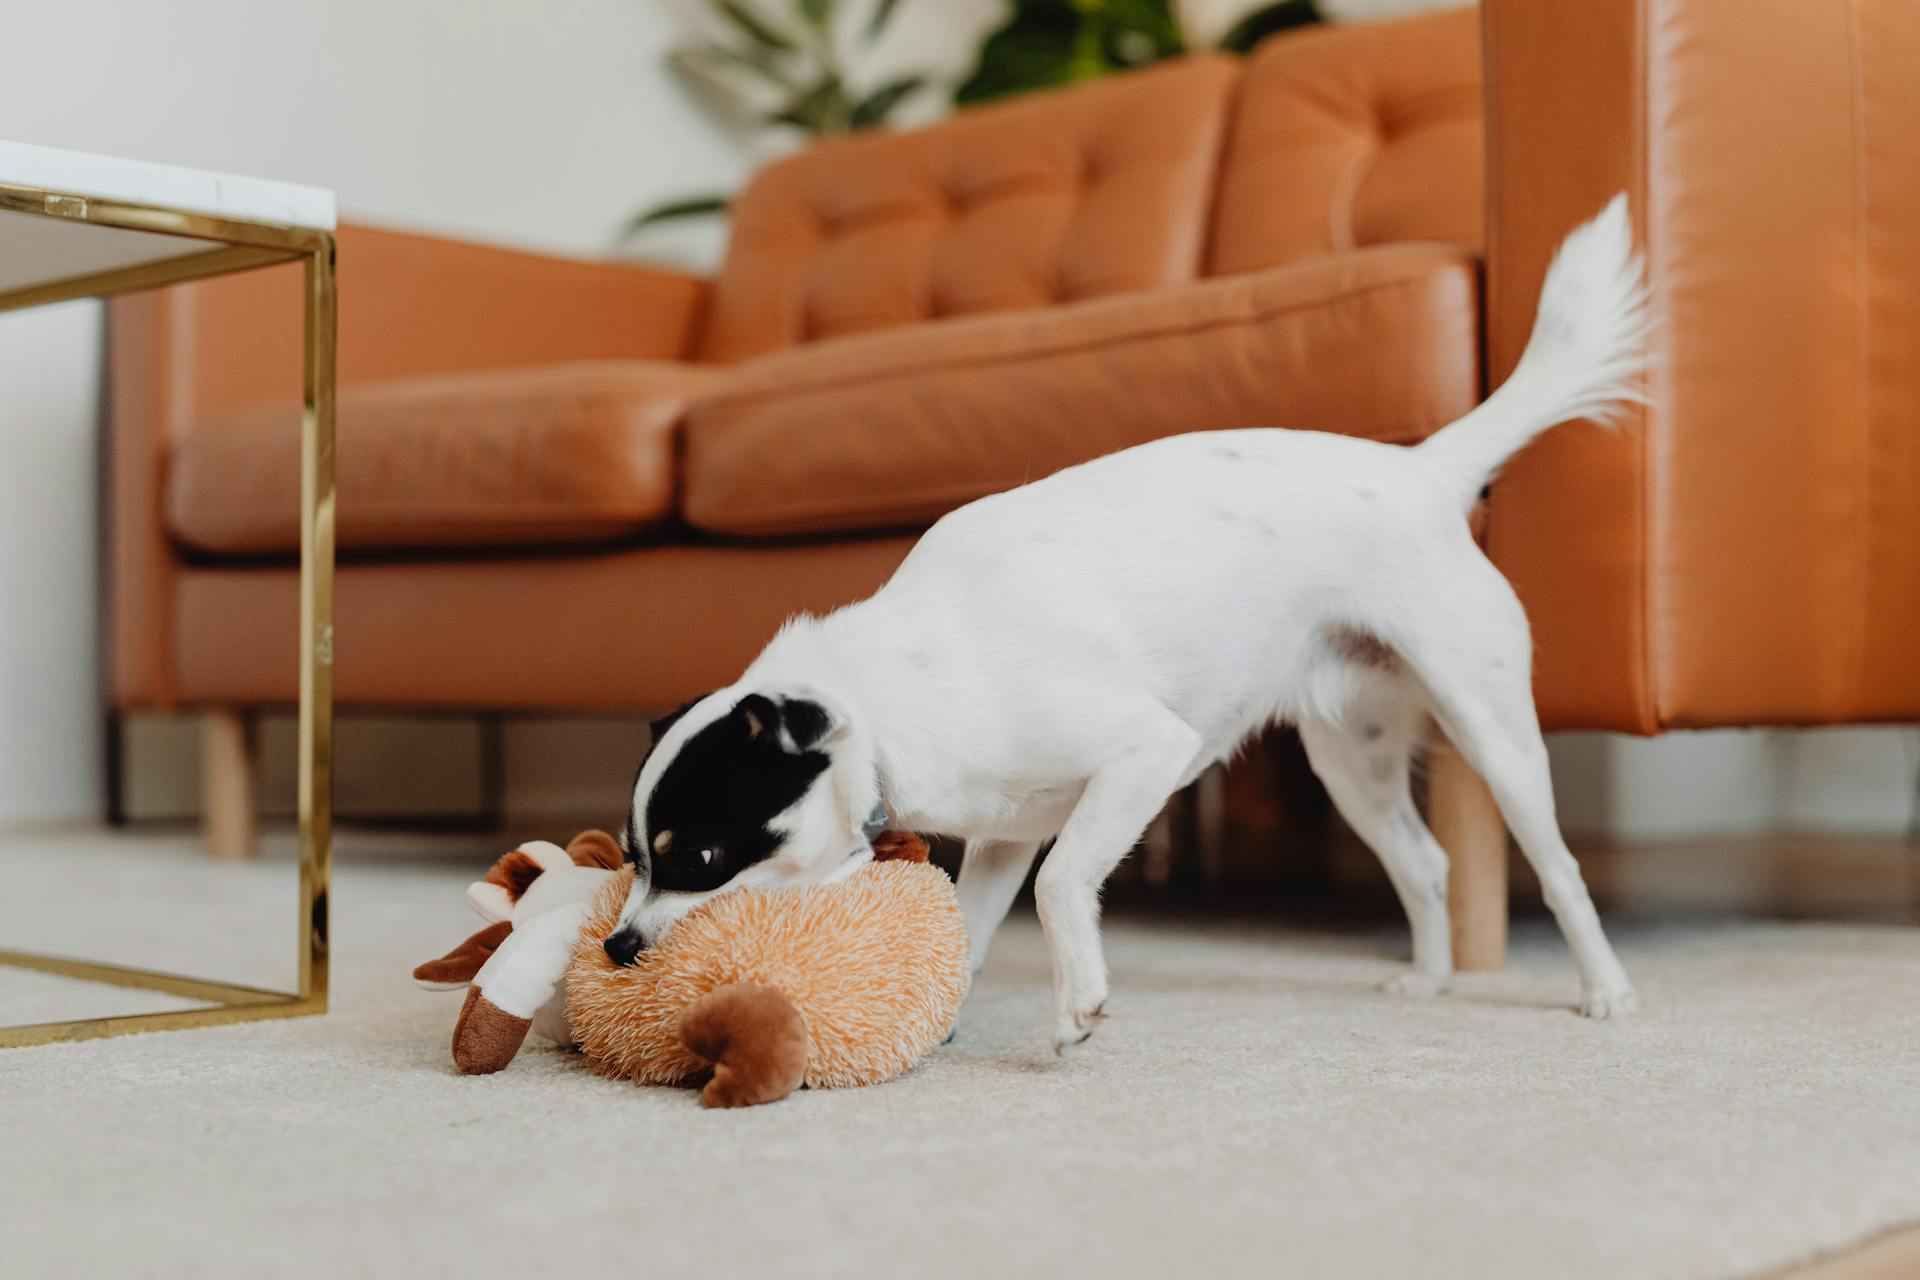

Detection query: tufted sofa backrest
xmin=698 ymin=56 xmax=1242 ymax=363
xmin=698 ymin=10 xmax=1486 ymax=363
xmin=1207 ymin=7 xmax=1483 ymax=275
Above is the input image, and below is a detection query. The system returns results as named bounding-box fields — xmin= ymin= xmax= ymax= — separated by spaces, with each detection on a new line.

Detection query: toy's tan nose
xmin=603 ymin=927 xmax=645 ymax=967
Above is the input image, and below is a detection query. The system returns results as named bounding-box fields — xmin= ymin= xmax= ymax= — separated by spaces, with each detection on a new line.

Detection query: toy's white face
xmin=601 ymin=688 xmax=873 ymax=965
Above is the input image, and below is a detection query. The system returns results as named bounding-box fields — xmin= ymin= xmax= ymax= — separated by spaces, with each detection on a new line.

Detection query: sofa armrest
xmin=1482 ymin=0 xmax=1920 ymax=731
xmin=107 ymin=224 xmax=709 ymax=709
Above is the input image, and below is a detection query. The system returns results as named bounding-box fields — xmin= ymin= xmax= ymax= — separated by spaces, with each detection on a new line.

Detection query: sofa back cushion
xmin=699 ymin=56 xmax=1241 ymax=364
xmin=682 ymin=243 xmax=1480 ymax=539
xmin=1209 ymin=6 xmax=1483 ymax=275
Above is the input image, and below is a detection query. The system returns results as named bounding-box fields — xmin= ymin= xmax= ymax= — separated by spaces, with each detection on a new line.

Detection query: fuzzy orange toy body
xmin=568 ymin=858 xmax=969 ymax=1103
xmin=415 ymin=831 xmax=969 ymax=1107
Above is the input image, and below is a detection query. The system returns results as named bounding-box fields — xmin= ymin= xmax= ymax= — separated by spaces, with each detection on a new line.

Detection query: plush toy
xmin=413 ymin=830 xmax=968 ymax=1107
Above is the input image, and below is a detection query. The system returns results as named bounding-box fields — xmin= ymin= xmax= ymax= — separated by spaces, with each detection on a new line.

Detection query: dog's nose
xmin=603 ymin=928 xmax=645 ymax=967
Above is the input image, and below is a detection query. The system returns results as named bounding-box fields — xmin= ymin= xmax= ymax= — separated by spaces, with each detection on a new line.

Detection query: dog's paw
xmin=1380 ymin=970 xmax=1451 ymax=999
xmin=1578 ymin=984 xmax=1639 ymax=1020
xmin=1052 ymin=998 xmax=1107 ymax=1056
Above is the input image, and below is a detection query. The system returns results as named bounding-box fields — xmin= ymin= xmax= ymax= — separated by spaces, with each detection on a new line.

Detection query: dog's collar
xmin=860 ymin=793 xmax=889 ymax=842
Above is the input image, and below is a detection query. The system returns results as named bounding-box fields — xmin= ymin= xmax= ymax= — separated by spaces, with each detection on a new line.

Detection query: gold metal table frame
xmin=0 ymin=178 xmax=334 ymax=1048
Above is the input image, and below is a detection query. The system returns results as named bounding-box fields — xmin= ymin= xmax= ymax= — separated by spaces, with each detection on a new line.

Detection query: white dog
xmin=607 ymin=196 xmax=1647 ymax=1050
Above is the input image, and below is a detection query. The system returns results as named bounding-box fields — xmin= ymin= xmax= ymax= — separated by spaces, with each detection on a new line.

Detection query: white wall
xmin=0 ymin=0 xmax=759 ymax=263
xmin=0 ymin=300 xmax=102 ymax=822
xmin=1550 ymin=729 xmax=1918 ymax=843
xmin=0 ymin=0 xmax=1912 ymax=837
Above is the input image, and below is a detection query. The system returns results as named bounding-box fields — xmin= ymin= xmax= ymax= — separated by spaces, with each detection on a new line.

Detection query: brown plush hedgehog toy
xmin=413 ymin=830 xmax=968 ymax=1108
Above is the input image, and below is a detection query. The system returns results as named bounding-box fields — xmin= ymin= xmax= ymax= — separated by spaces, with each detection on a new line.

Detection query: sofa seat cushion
xmin=681 ymin=242 xmax=1480 ymax=539
xmin=168 ymin=361 xmax=716 ymax=555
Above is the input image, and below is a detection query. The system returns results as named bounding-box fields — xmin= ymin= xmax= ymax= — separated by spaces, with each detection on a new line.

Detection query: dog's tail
xmin=1417 ymin=194 xmax=1650 ymax=508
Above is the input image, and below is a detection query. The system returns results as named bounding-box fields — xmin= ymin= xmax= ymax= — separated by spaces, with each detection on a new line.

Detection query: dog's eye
xmin=697 ymin=848 xmax=717 ymax=867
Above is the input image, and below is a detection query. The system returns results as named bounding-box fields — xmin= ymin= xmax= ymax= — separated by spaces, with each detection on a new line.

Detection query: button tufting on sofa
xmin=698 ymin=55 xmax=1242 ymax=363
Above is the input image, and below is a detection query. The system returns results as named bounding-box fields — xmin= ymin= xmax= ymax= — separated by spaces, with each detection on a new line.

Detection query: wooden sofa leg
xmin=202 ymin=709 xmax=259 ymax=861
xmin=1429 ymin=739 xmax=1508 ymax=971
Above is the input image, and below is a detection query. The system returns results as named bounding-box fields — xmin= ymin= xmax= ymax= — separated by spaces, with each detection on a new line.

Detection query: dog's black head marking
xmin=623 ymin=694 xmax=709 ymax=867
xmin=635 ymin=693 xmax=835 ymax=895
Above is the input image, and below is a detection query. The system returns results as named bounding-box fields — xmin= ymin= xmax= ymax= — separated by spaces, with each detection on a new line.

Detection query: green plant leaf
xmin=850 ymin=74 xmax=927 ymax=128
xmin=1101 ymin=0 xmax=1183 ymax=55
xmin=714 ymin=0 xmax=795 ymax=50
xmin=670 ymin=43 xmax=797 ymax=92
xmin=954 ymin=0 xmax=1186 ymax=105
xmin=621 ymin=194 xmax=732 ymax=241
xmin=797 ymin=0 xmax=834 ymax=28
xmin=1217 ymin=0 xmax=1321 ymax=53
xmin=864 ymin=0 xmax=903 ymax=41
xmin=955 ymin=3 xmax=1084 ymax=104
xmin=771 ymin=77 xmax=856 ymax=133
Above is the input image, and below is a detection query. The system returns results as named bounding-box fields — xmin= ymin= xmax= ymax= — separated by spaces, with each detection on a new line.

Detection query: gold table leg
xmin=0 ymin=211 xmax=335 ymax=1048
xmin=297 ymin=239 xmax=336 ymax=1010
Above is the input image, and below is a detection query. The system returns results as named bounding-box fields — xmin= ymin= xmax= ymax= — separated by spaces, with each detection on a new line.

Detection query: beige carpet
xmin=3 ymin=830 xmax=1918 ymax=1280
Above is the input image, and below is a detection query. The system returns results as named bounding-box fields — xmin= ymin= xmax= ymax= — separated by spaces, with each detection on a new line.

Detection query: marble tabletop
xmin=0 ymin=140 xmax=336 ymax=300
xmin=0 ymin=140 xmax=335 ymax=230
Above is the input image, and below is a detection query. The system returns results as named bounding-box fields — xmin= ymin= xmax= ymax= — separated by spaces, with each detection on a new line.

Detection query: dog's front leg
xmin=956 ymin=838 xmax=1043 ymax=975
xmin=1035 ymin=712 xmax=1200 ymax=1053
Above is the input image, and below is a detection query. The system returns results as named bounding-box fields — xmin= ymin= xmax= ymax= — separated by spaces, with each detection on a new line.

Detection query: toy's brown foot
xmin=452 ymin=986 xmax=532 ymax=1075
xmin=679 ymin=983 xmax=808 ymax=1109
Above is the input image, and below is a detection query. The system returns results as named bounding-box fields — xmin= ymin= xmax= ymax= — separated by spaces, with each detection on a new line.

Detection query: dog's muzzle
xmin=603 ymin=926 xmax=645 ymax=967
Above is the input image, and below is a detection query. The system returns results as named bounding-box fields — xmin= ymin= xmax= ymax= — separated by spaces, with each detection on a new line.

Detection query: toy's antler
xmin=869 ymin=831 xmax=930 ymax=863
xmin=566 ymin=830 xmax=623 ymax=870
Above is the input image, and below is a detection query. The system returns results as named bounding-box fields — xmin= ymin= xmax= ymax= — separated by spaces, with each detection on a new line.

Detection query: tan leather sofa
xmin=110 ymin=3 xmax=1920 ymax=964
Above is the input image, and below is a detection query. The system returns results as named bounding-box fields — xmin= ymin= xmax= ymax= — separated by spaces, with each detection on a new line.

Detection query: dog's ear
xmin=736 ymin=693 xmax=837 ymax=753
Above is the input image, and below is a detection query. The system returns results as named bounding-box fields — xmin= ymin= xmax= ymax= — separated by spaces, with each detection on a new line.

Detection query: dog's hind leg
xmin=1035 ymin=708 xmax=1202 ymax=1053
xmin=955 ymin=838 xmax=1042 ymax=974
xmin=1299 ymin=690 xmax=1453 ymax=996
xmin=1394 ymin=554 xmax=1636 ymax=1018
